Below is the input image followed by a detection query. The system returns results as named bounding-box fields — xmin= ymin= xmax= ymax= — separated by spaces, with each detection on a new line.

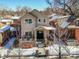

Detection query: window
xmin=39 ymin=19 xmax=41 ymax=22
xmin=76 ymin=20 xmax=79 ymax=26
xmin=25 ymin=32 xmax=32 ymax=40
xmin=25 ymin=19 xmax=32 ymax=24
xmin=49 ymin=16 xmax=52 ymax=19
xmin=68 ymin=29 xmax=75 ymax=39
xmin=44 ymin=19 xmax=46 ymax=22
xmin=29 ymin=19 xmax=32 ymax=23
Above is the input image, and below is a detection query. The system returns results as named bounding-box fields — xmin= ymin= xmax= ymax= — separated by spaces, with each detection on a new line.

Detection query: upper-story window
xmin=25 ymin=19 xmax=32 ymax=24
xmin=39 ymin=19 xmax=41 ymax=22
xmin=49 ymin=16 xmax=52 ymax=19
xmin=44 ymin=19 xmax=46 ymax=22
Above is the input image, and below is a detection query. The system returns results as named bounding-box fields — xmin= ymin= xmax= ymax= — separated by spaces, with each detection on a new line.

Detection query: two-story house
xmin=21 ymin=9 xmax=55 ymax=48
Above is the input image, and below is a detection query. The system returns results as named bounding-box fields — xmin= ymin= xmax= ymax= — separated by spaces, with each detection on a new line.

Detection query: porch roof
xmin=34 ymin=26 xmax=56 ymax=30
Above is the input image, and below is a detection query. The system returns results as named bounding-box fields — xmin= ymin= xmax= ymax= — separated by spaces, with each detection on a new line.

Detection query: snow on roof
xmin=0 ymin=19 xmax=13 ymax=22
xmin=43 ymin=26 xmax=56 ymax=30
xmin=76 ymin=18 xmax=79 ymax=20
xmin=49 ymin=14 xmax=69 ymax=21
xmin=34 ymin=26 xmax=56 ymax=30
xmin=0 ymin=25 xmax=11 ymax=33
xmin=11 ymin=16 xmax=21 ymax=19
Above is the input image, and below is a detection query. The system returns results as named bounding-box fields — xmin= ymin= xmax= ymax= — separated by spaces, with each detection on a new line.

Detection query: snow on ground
xmin=46 ymin=44 xmax=79 ymax=56
xmin=22 ymin=47 xmax=37 ymax=55
xmin=0 ymin=45 xmax=79 ymax=56
xmin=0 ymin=48 xmax=8 ymax=56
xmin=0 ymin=47 xmax=38 ymax=56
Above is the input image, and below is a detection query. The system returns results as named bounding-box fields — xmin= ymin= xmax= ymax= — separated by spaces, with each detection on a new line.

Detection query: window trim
xmin=39 ymin=19 xmax=41 ymax=22
xmin=25 ymin=32 xmax=32 ymax=40
xmin=44 ymin=19 xmax=46 ymax=22
xmin=25 ymin=19 xmax=32 ymax=24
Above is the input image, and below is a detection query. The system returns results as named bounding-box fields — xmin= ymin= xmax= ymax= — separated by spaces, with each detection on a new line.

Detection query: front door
xmin=37 ymin=30 xmax=44 ymax=43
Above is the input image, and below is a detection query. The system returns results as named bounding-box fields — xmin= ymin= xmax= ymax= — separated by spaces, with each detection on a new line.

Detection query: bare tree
xmin=16 ymin=6 xmax=32 ymax=16
xmin=46 ymin=0 xmax=79 ymax=16
xmin=40 ymin=7 xmax=53 ymax=16
xmin=46 ymin=0 xmax=79 ymax=59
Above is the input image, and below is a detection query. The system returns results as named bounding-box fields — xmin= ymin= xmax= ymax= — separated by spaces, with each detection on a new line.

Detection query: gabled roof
xmin=30 ymin=9 xmax=42 ymax=18
xmin=21 ymin=9 xmax=47 ymax=19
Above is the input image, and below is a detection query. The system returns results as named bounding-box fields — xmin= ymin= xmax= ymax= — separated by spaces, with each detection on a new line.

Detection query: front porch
xmin=20 ymin=26 xmax=56 ymax=48
xmin=34 ymin=26 xmax=56 ymax=47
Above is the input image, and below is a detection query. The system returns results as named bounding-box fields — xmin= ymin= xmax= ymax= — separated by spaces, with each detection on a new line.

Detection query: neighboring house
xmin=21 ymin=9 xmax=54 ymax=48
xmin=0 ymin=19 xmax=13 ymax=25
xmin=0 ymin=16 xmax=21 ymax=47
xmin=69 ymin=18 xmax=79 ymax=45
xmin=49 ymin=13 xmax=79 ymax=45
xmin=11 ymin=16 xmax=21 ymax=38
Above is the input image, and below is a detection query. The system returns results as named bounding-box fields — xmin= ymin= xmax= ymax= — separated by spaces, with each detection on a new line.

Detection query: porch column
xmin=44 ymin=30 xmax=47 ymax=46
xmin=53 ymin=30 xmax=56 ymax=44
xmin=34 ymin=30 xmax=37 ymax=46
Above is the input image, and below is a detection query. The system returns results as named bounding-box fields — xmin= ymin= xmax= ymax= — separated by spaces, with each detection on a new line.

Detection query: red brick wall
xmin=20 ymin=41 xmax=35 ymax=48
xmin=75 ymin=28 xmax=79 ymax=43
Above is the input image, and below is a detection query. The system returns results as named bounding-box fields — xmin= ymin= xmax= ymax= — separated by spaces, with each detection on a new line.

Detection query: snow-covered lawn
xmin=0 ymin=45 xmax=79 ymax=57
xmin=46 ymin=44 xmax=79 ymax=56
xmin=0 ymin=47 xmax=38 ymax=56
